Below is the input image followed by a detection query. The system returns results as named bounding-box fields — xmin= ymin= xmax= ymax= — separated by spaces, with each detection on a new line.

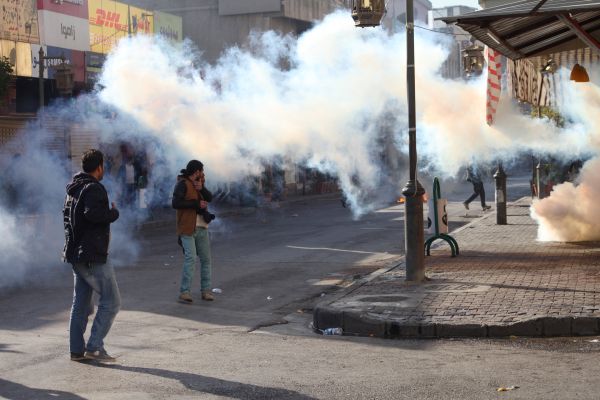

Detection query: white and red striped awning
xmin=486 ymin=48 xmax=502 ymax=125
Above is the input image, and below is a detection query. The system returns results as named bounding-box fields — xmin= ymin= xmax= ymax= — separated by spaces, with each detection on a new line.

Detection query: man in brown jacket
xmin=171 ymin=160 xmax=214 ymax=303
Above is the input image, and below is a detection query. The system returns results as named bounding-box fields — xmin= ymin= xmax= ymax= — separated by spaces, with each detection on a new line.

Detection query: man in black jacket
xmin=63 ymin=149 xmax=120 ymax=362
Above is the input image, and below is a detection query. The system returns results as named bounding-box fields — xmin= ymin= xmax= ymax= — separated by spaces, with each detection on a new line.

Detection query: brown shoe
xmin=201 ymin=291 xmax=214 ymax=301
xmin=178 ymin=292 xmax=193 ymax=304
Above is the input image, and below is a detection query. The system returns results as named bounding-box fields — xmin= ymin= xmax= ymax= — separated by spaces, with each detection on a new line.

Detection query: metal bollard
xmin=494 ymin=164 xmax=507 ymax=225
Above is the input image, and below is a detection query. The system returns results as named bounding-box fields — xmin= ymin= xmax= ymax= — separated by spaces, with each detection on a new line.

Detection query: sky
xmin=430 ymin=0 xmax=480 ymax=9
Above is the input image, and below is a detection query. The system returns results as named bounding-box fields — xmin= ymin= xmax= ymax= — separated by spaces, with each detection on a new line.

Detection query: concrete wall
xmin=126 ymin=0 xmax=340 ymax=63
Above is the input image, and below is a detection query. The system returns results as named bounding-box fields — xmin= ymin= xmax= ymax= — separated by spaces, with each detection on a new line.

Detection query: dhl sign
xmin=88 ymin=0 xmax=152 ymax=54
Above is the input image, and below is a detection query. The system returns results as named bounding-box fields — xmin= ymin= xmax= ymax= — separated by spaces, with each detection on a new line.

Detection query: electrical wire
xmin=414 ymin=25 xmax=473 ymax=37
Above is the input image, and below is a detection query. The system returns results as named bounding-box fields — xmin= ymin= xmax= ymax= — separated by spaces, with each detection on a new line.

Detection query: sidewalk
xmin=314 ymin=198 xmax=600 ymax=338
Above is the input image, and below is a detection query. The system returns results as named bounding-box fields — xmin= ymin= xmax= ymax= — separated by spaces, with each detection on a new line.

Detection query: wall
xmin=126 ymin=0 xmax=341 ymax=63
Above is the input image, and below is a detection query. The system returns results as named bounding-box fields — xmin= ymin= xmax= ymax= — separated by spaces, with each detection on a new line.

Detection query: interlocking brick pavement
xmin=313 ymin=198 xmax=600 ymax=338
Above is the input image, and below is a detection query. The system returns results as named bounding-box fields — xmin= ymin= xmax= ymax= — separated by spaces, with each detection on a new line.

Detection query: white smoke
xmin=98 ymin=12 xmax=600 ymax=188
xmin=531 ymin=157 xmax=600 ymax=242
xmin=4 ymin=10 xmax=600 ymax=289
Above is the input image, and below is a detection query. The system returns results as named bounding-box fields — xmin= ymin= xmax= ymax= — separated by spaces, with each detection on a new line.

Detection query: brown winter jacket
xmin=172 ymin=176 xmax=213 ymax=235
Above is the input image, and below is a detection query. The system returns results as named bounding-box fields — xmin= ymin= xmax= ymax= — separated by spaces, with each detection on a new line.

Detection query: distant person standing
xmin=172 ymin=160 xmax=215 ymax=304
xmin=463 ymin=165 xmax=491 ymax=211
xmin=63 ymin=149 xmax=121 ymax=362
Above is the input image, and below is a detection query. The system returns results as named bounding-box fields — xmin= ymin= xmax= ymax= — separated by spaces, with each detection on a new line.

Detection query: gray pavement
xmin=314 ymin=197 xmax=600 ymax=338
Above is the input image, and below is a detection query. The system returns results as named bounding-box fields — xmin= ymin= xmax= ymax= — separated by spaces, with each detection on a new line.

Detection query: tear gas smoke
xmin=3 ymin=11 xmax=600 ymax=289
xmin=98 ymin=12 xmax=600 ymax=203
xmin=531 ymin=157 xmax=600 ymax=242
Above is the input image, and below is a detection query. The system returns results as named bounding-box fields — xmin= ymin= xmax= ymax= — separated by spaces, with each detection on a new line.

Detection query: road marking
xmin=287 ymin=246 xmax=392 ymax=256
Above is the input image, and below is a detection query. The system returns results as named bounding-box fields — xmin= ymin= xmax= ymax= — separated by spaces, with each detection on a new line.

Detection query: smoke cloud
xmin=531 ymin=157 xmax=600 ymax=242
xmin=4 ymin=10 xmax=600 ymax=289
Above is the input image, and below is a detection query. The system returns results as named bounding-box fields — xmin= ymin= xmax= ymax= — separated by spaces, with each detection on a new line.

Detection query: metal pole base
xmin=494 ymin=165 xmax=507 ymax=225
xmin=402 ymin=179 xmax=426 ymax=282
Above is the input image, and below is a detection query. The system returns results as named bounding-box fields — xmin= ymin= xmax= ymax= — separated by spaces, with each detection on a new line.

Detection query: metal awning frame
xmin=439 ymin=0 xmax=600 ymax=60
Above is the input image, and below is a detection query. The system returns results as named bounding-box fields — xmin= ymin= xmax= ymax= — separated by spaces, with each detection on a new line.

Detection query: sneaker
xmin=482 ymin=205 xmax=492 ymax=210
xmin=462 ymin=202 xmax=469 ymax=210
xmin=70 ymin=352 xmax=87 ymax=361
xmin=178 ymin=292 xmax=193 ymax=304
xmin=84 ymin=349 xmax=117 ymax=363
xmin=201 ymin=291 xmax=215 ymax=301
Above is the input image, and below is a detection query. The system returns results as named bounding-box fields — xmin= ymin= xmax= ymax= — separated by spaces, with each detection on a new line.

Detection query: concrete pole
xmin=402 ymin=0 xmax=425 ymax=282
xmin=494 ymin=163 xmax=507 ymax=225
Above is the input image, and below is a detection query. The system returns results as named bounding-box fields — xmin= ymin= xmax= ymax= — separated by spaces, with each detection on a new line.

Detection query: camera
xmin=200 ymin=209 xmax=216 ymax=224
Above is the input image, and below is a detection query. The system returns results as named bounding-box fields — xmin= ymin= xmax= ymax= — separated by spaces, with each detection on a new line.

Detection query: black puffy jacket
xmin=63 ymin=172 xmax=119 ymax=264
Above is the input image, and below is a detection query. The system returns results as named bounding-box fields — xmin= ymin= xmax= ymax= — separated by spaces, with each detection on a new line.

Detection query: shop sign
xmin=1 ymin=0 xmax=40 ymax=43
xmin=36 ymin=0 xmax=88 ymax=19
xmin=154 ymin=11 xmax=182 ymax=41
xmin=38 ymin=10 xmax=90 ymax=51
xmin=88 ymin=0 xmax=153 ymax=54
xmin=46 ymin=46 xmax=85 ymax=82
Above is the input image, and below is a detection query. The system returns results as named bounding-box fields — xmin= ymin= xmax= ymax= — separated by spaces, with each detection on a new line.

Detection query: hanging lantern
xmin=54 ymin=62 xmax=74 ymax=96
xmin=570 ymin=63 xmax=589 ymax=83
xmin=462 ymin=44 xmax=484 ymax=78
xmin=351 ymin=0 xmax=386 ymax=28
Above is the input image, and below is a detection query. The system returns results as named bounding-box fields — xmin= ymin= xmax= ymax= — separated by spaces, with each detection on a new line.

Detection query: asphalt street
xmin=5 ymin=173 xmax=598 ymax=399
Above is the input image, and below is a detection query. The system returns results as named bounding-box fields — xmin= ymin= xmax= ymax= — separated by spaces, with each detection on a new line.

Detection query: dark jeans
xmin=465 ymin=182 xmax=487 ymax=207
xmin=70 ymin=262 xmax=121 ymax=354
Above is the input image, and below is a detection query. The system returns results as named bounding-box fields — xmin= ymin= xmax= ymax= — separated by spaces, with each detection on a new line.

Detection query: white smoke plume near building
xmin=99 ymin=12 xmax=598 ymax=194
xmin=532 ymin=157 xmax=600 ymax=242
xmin=3 ymin=11 xmax=600 ymax=289
xmin=531 ymin=82 xmax=600 ymax=242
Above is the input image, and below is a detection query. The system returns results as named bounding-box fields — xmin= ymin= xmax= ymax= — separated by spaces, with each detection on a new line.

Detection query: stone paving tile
xmin=315 ymin=199 xmax=600 ymax=337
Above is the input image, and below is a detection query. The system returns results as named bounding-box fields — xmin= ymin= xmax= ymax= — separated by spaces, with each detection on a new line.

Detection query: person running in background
xmin=463 ymin=165 xmax=491 ymax=211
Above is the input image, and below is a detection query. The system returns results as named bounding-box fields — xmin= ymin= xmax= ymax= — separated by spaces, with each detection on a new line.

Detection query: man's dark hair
xmin=82 ymin=149 xmax=104 ymax=173
xmin=182 ymin=159 xmax=204 ymax=176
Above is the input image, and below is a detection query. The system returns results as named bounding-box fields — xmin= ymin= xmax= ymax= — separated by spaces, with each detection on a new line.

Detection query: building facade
xmin=126 ymin=0 xmax=347 ymax=63
xmin=429 ymin=5 xmax=478 ymax=79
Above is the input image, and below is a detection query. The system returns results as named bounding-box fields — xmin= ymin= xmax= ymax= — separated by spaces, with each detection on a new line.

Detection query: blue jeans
xmin=180 ymin=227 xmax=212 ymax=293
xmin=70 ymin=262 xmax=121 ymax=354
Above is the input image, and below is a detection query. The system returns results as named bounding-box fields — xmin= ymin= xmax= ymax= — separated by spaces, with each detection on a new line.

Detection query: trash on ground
xmin=267 ymin=296 xmax=273 ymax=300
xmin=509 ymin=335 xmax=518 ymax=340
xmin=321 ymin=327 xmax=343 ymax=336
xmin=212 ymin=288 xmax=222 ymax=294
xmin=588 ymin=339 xmax=599 ymax=343
xmin=164 ymin=263 xmax=170 ymax=266
xmin=320 ymin=293 xmax=326 ymax=297
xmin=497 ymin=386 xmax=519 ymax=392
xmin=291 ymin=214 xmax=299 ymax=217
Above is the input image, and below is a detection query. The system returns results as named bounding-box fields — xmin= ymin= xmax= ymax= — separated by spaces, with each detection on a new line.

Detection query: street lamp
xmin=351 ymin=0 xmax=386 ymax=27
xmin=352 ymin=0 xmax=426 ymax=282
xmin=462 ymin=44 xmax=484 ymax=79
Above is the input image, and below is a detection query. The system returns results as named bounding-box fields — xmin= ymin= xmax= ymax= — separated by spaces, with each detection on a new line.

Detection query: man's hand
xmin=111 ymin=202 xmax=118 ymax=211
xmin=199 ymin=200 xmax=208 ymax=209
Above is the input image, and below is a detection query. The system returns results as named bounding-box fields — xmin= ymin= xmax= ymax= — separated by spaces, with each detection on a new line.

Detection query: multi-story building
xmin=125 ymin=0 xmax=347 ymax=63
xmin=429 ymin=5 xmax=478 ymax=79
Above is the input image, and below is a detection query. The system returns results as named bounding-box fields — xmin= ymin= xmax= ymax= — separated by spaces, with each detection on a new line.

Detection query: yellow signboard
xmin=88 ymin=0 xmax=153 ymax=54
xmin=0 ymin=0 xmax=40 ymax=43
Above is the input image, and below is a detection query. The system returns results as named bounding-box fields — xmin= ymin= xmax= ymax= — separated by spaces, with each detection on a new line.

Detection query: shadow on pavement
xmin=0 ymin=378 xmax=87 ymax=400
xmin=0 ymin=343 xmax=22 ymax=354
xmin=96 ymin=364 xmax=317 ymax=400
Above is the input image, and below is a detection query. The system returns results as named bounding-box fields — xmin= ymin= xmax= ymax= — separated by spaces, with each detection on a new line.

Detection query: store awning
xmin=439 ymin=0 xmax=600 ymax=60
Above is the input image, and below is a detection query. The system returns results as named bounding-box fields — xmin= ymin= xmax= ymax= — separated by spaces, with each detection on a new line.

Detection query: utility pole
xmin=401 ymin=0 xmax=426 ymax=282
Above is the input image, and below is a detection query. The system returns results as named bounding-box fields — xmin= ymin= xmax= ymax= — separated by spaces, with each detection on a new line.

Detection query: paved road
xmin=8 ymin=172 xmax=597 ymax=399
